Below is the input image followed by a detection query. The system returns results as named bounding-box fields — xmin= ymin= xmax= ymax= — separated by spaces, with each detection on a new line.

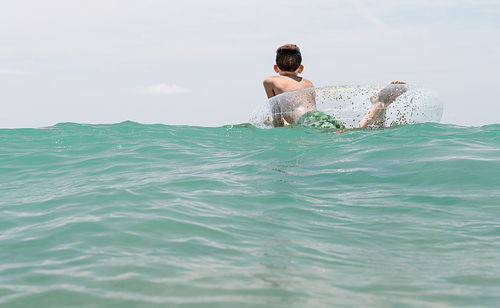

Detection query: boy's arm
xmin=263 ymin=77 xmax=285 ymax=126
xmin=263 ymin=77 xmax=276 ymax=98
xmin=271 ymin=101 xmax=285 ymax=127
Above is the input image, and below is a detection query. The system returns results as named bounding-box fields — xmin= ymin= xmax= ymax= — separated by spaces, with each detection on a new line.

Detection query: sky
xmin=0 ymin=0 xmax=499 ymax=128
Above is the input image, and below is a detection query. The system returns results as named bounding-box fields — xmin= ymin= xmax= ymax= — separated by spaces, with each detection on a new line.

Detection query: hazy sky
xmin=1 ymin=0 xmax=499 ymax=128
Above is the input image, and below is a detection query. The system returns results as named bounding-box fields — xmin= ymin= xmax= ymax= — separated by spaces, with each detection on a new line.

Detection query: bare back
xmin=263 ymin=75 xmax=315 ymax=126
xmin=263 ymin=75 xmax=314 ymax=98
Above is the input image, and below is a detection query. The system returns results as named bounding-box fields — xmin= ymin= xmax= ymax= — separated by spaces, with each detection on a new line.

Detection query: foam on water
xmin=1 ymin=122 xmax=500 ymax=307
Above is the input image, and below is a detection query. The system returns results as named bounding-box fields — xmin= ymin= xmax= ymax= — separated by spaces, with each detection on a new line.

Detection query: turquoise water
xmin=1 ymin=122 xmax=500 ymax=307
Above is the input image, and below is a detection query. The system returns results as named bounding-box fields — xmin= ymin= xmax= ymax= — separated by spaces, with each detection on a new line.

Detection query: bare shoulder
xmin=263 ymin=75 xmax=280 ymax=85
xmin=302 ymin=77 xmax=314 ymax=88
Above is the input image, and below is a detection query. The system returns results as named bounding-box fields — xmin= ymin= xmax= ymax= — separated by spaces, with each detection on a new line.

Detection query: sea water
xmin=1 ymin=121 xmax=500 ymax=307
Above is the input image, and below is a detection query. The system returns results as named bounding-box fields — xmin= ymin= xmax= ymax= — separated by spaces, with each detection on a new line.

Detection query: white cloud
xmin=137 ymin=83 xmax=189 ymax=96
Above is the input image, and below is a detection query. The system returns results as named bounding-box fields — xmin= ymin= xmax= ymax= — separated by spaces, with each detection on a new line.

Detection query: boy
xmin=263 ymin=44 xmax=407 ymax=128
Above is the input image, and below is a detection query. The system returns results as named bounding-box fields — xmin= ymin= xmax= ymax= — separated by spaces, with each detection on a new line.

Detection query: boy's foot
xmin=371 ymin=81 xmax=408 ymax=108
xmin=357 ymin=81 xmax=408 ymax=128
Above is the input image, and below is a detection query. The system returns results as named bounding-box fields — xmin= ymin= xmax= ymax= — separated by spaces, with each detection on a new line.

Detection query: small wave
xmin=1 ymin=122 xmax=500 ymax=307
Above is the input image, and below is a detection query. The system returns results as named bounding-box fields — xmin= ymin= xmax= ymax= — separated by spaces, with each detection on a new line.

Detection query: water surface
xmin=1 ymin=122 xmax=500 ymax=307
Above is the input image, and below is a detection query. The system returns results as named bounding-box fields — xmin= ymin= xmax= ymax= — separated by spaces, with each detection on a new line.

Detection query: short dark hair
xmin=276 ymin=44 xmax=302 ymax=72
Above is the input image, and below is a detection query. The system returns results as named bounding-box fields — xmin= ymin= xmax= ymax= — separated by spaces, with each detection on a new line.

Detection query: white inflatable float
xmin=250 ymin=85 xmax=443 ymax=129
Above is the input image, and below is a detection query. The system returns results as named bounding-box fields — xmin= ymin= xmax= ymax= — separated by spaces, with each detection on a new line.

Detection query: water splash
xmin=250 ymin=85 xmax=443 ymax=129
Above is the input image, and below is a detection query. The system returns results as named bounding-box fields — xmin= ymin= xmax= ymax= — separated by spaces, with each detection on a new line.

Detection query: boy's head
xmin=275 ymin=44 xmax=302 ymax=73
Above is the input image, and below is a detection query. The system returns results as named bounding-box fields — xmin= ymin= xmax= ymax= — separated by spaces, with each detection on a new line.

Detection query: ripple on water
xmin=1 ymin=122 xmax=500 ymax=307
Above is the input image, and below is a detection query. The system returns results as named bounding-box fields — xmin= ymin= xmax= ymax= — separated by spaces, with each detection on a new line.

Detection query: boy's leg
xmin=357 ymin=82 xmax=407 ymax=128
